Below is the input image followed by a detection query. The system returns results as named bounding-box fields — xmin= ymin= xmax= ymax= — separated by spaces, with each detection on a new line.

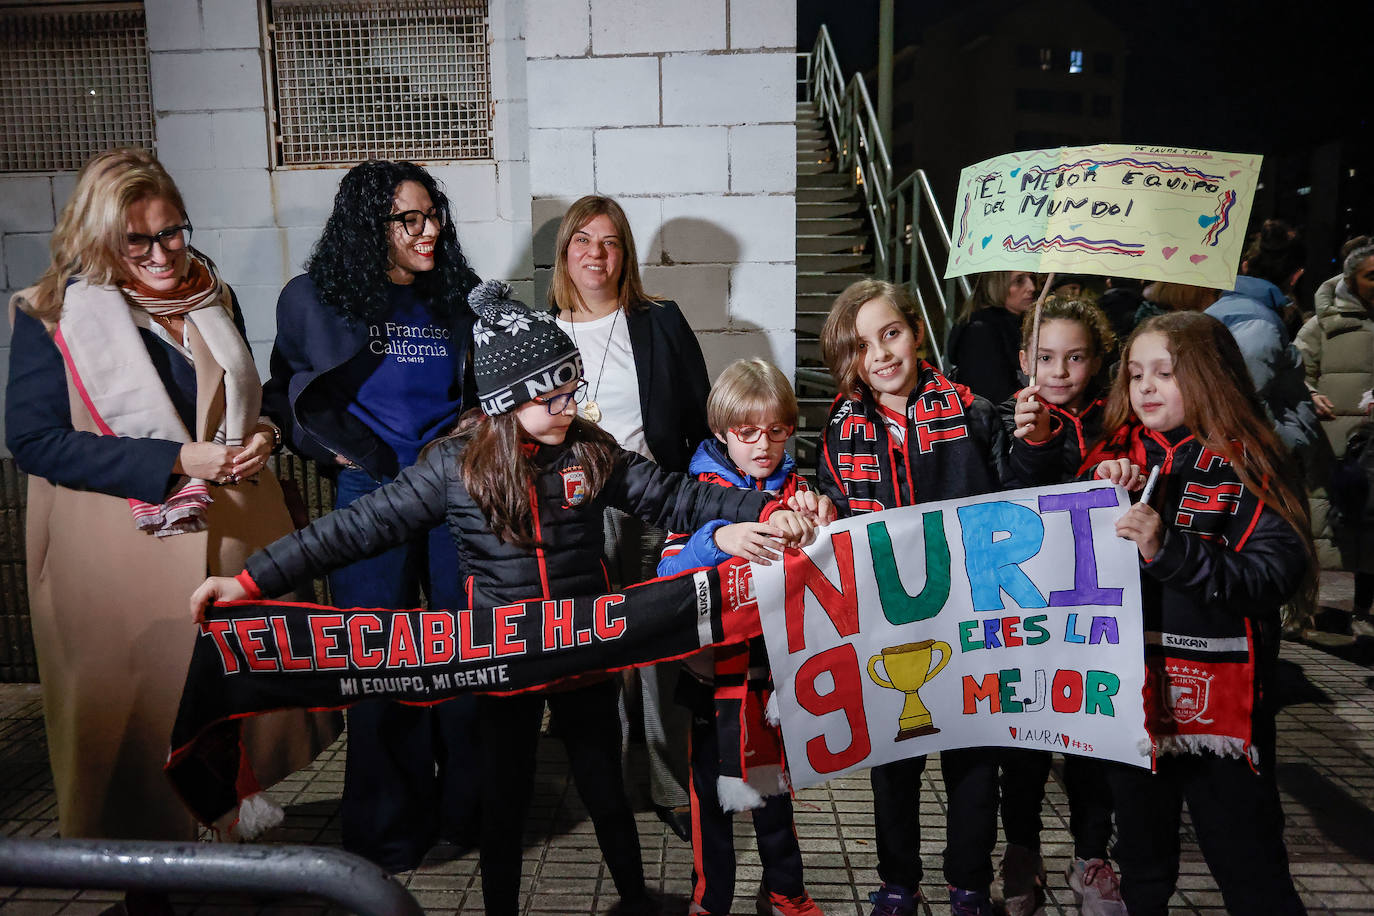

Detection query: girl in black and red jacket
xmin=195 ymin=283 xmax=818 ymax=916
xmin=814 ymin=279 xmax=1059 ymax=916
xmin=999 ymin=297 xmax=1124 ymax=913
xmin=1088 ymin=311 xmax=1309 ymax=916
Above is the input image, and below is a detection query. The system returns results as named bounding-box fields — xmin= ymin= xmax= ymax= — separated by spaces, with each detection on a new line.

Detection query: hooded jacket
xmin=1297 ymin=276 xmax=1374 ymax=457
xmin=657 ymin=438 xmax=808 ymax=574
xmin=1207 ymin=275 xmax=1324 ymax=467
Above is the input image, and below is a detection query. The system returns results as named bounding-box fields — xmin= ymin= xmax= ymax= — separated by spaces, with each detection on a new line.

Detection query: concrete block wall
xmin=0 ymin=0 xmax=532 ymax=451
xmin=525 ymin=0 xmax=797 ymax=380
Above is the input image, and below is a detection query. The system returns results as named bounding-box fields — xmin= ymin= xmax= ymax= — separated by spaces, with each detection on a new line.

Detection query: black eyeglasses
xmin=730 ymin=424 xmax=793 ymax=443
xmin=531 ymin=379 xmax=588 ymax=415
xmin=381 ymin=208 xmax=446 ymax=236
xmin=125 ymin=224 xmax=192 ymax=258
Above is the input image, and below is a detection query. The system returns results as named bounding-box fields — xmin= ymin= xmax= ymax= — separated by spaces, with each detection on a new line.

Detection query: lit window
xmin=1068 ymin=50 xmax=1083 ymax=74
xmin=266 ymin=0 xmax=492 ymax=167
xmin=1039 ymin=48 xmax=1052 ymax=71
xmin=0 ymin=4 xmax=155 ymax=172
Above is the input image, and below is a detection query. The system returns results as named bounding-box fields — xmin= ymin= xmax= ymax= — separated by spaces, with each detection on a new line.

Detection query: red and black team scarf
xmin=167 ymin=560 xmax=762 ymax=828
xmin=823 ymin=361 xmax=998 ymax=513
xmin=1083 ymin=421 xmax=1266 ymax=764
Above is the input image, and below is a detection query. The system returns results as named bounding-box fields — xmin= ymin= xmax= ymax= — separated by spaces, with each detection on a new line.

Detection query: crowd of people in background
xmin=7 ymin=147 xmax=1373 ymax=916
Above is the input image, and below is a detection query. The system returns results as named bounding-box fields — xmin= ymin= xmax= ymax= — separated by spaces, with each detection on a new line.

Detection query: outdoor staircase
xmin=794 ymin=99 xmax=871 ymax=470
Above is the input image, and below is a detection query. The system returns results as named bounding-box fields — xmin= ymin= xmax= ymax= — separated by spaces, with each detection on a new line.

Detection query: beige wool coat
xmin=1297 ymin=276 xmax=1374 ymax=572
xmin=13 ymin=289 xmax=340 ymax=841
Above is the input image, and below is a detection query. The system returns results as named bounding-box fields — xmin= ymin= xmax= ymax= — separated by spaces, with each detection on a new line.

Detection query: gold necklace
xmin=565 ymin=306 xmax=619 ymax=424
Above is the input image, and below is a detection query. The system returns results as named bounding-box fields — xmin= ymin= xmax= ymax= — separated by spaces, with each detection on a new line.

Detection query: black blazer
xmin=554 ymin=298 xmax=711 ymax=473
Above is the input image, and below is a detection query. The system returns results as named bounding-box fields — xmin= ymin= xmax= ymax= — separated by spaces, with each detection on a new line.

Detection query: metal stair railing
xmin=889 ymin=168 xmax=972 ymax=365
xmin=0 ymin=837 xmax=424 ymax=916
xmin=799 ymin=25 xmax=972 ymax=369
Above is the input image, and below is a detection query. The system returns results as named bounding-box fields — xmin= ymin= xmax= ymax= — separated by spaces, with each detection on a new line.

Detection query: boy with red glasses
xmin=658 ymin=358 xmax=831 ymax=916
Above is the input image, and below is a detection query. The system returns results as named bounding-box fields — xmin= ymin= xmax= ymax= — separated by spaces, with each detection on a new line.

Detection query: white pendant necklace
xmin=566 ymin=306 xmax=619 ymax=424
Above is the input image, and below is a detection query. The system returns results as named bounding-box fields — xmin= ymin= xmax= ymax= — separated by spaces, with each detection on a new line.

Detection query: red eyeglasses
xmin=729 ymin=424 xmax=793 ymax=443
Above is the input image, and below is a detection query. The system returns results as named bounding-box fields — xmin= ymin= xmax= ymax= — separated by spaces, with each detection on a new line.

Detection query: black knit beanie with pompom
xmin=469 ymin=280 xmax=583 ymax=416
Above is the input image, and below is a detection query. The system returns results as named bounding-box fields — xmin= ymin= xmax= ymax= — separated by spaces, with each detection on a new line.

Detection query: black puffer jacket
xmin=246 ymin=427 xmax=774 ymax=609
xmin=998 ymin=390 xmax=1107 ymax=481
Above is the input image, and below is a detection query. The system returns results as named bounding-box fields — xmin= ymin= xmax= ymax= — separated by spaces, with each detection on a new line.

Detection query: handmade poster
xmin=944 ymin=144 xmax=1261 ymax=289
xmin=752 ymin=479 xmax=1150 ymax=790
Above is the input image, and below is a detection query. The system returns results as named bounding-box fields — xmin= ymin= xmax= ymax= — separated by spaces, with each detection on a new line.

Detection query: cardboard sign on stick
xmin=944 ymin=144 xmax=1261 ymax=289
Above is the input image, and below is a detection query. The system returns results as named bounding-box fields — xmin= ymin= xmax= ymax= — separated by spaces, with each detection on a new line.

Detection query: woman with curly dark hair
xmin=262 ymin=159 xmax=482 ymax=872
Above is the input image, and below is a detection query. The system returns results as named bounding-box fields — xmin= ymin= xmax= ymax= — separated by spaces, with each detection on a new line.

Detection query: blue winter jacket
xmin=1207 ymin=275 xmax=1324 ymax=463
xmin=656 ymin=438 xmax=803 ymax=576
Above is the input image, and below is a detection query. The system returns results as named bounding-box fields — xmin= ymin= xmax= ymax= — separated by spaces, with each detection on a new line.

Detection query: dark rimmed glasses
xmin=730 ymin=424 xmax=793 ymax=443
xmin=381 ymin=208 xmax=446 ymax=236
xmin=125 ymin=223 xmax=192 ymax=258
xmin=532 ymin=379 xmax=588 ymax=415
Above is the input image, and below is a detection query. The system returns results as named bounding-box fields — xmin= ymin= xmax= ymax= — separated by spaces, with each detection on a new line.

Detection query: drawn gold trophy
xmin=867 ymin=639 xmax=952 ymax=740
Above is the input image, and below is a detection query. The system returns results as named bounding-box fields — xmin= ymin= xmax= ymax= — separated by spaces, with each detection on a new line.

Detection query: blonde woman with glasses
xmin=5 ymin=148 xmax=336 ymax=911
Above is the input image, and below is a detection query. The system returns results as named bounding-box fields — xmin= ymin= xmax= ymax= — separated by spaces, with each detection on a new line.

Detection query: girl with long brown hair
xmin=1087 ymin=311 xmax=1309 ymax=915
xmin=195 ymin=282 xmax=820 ymax=916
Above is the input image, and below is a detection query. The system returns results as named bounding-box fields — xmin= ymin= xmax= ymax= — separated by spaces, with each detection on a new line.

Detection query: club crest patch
xmin=1162 ymin=664 xmax=1214 ymax=725
xmin=724 ymin=560 xmax=756 ymax=615
xmin=561 ymin=465 xmax=588 ymax=507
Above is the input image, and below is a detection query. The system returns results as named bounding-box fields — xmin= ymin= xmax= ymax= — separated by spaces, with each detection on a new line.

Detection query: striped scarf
xmin=53 ymin=253 xmax=260 ymax=535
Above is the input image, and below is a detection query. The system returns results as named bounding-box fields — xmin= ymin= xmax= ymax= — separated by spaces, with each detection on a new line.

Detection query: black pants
xmin=685 ymin=687 xmax=803 ymax=914
xmin=330 ymin=470 xmax=479 ymax=871
xmin=871 ymin=748 xmax=1000 ymax=892
xmin=341 ymin=697 xmax=480 ymax=870
xmin=1063 ymin=755 xmax=1114 ymax=860
xmin=998 ymin=748 xmax=1050 ymax=853
xmin=1107 ymin=750 xmax=1305 ymax=915
xmin=998 ymin=749 xmax=1114 ymax=860
xmin=1356 ymin=571 xmax=1374 ymax=613
xmin=477 ymin=679 xmax=645 ymax=916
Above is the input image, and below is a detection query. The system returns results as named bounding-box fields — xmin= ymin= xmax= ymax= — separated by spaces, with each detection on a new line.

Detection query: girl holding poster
xmin=816 ymin=280 xmax=1060 ymax=916
xmin=1002 ymin=297 xmax=1127 ymax=915
xmin=1089 ymin=311 xmax=1309 ymax=915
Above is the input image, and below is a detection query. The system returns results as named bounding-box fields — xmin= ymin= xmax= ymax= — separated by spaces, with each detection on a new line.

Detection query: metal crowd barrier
xmin=0 ymin=838 xmax=423 ymax=916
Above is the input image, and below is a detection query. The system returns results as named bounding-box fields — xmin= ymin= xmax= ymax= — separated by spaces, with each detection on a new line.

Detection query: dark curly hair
xmin=305 ymin=160 xmax=481 ymax=323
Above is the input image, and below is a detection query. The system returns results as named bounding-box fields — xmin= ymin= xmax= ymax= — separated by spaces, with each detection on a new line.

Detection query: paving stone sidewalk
xmin=3 ymin=574 xmax=1374 ymax=914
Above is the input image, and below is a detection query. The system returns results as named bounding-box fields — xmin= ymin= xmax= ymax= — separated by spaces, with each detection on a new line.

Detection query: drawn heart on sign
xmin=1060 ymin=734 xmax=1070 ymax=747
xmin=1230 ymin=170 xmax=1241 ymax=177
xmin=1162 ymin=246 xmax=1179 ymax=260
xmin=1010 ymin=168 xmax=1021 ymax=177
xmin=1198 ymin=214 xmax=1220 ymax=228
xmin=1190 ymin=254 xmax=1208 ymax=265
xmin=981 ymin=235 xmax=993 ymax=249
xmin=968 ymin=243 xmax=974 ymax=255
xmin=1008 ymin=727 xmax=1018 ymax=739
xmin=1069 ymin=223 xmax=1083 ymax=231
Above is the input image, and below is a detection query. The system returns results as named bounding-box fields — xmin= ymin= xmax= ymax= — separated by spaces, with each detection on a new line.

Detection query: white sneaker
xmin=1066 ymin=857 xmax=1128 ymax=916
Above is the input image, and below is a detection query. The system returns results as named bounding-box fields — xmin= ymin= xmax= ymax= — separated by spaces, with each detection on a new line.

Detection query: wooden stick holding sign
xmin=1027 ymin=271 xmax=1056 ymax=387
xmin=1021 ymin=271 xmax=1056 ymax=436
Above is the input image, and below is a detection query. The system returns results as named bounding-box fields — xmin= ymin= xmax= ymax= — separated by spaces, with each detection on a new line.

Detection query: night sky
xmin=797 ymin=0 xmax=1366 ymax=156
xmin=797 ymin=0 xmax=1372 ymax=273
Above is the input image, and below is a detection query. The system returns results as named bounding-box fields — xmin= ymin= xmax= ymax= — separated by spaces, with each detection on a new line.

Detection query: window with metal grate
xmin=0 ymin=3 xmax=155 ymax=174
xmin=267 ymin=0 xmax=491 ymax=167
